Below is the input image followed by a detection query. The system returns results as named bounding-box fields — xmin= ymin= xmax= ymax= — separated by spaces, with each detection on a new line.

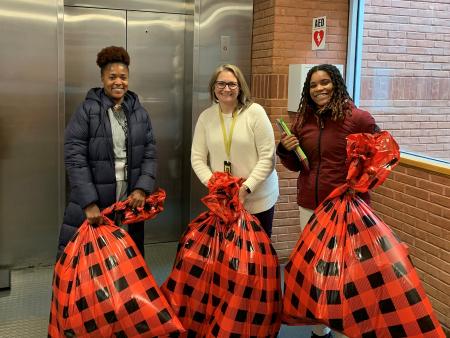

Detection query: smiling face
xmin=309 ymin=70 xmax=334 ymax=108
xmin=101 ymin=63 xmax=129 ymax=104
xmin=214 ymin=70 xmax=239 ymax=108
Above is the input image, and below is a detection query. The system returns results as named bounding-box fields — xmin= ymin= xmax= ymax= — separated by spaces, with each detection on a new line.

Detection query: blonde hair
xmin=208 ymin=64 xmax=253 ymax=110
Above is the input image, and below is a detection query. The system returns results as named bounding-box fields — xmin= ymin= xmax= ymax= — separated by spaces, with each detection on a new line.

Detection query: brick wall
xmin=360 ymin=0 xmax=450 ymax=161
xmin=252 ymin=0 xmax=350 ymax=261
xmin=251 ymin=0 xmax=449 ymax=332
xmin=372 ymin=163 xmax=450 ymax=330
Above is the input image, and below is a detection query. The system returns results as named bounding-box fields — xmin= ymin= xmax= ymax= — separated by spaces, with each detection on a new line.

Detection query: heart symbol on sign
xmin=314 ymin=30 xmax=324 ymax=47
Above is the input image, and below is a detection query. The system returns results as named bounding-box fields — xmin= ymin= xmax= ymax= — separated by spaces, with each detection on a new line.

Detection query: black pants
xmin=127 ymin=221 xmax=145 ymax=258
xmin=112 ymin=212 xmax=145 ymax=258
xmin=252 ymin=206 xmax=275 ymax=238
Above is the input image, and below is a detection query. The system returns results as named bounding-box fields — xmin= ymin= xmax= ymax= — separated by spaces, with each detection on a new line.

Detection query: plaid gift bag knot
xmin=48 ymin=190 xmax=185 ymax=337
xmin=282 ymin=132 xmax=445 ymax=338
xmin=108 ymin=188 xmax=166 ymax=224
xmin=162 ymin=172 xmax=282 ymax=337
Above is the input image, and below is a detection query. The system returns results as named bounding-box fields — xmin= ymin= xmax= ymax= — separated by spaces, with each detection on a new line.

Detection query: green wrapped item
xmin=276 ymin=118 xmax=309 ymax=171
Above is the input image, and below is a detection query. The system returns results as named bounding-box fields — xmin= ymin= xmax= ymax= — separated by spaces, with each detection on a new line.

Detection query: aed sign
xmin=312 ymin=16 xmax=326 ymax=50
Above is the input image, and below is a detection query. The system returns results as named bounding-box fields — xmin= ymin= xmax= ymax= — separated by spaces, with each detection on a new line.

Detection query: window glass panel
xmin=360 ymin=1 xmax=450 ymax=162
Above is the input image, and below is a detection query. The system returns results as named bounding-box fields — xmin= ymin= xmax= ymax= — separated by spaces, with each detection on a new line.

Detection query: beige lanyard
xmin=218 ymin=106 xmax=238 ymax=161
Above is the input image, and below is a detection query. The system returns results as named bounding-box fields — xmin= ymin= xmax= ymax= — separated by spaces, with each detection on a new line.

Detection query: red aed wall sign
xmin=312 ymin=16 xmax=326 ymax=50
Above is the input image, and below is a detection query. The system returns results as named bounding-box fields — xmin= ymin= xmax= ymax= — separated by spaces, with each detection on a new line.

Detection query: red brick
xmin=393 ymin=171 xmax=419 ymax=186
xmin=416 ymin=178 xmax=445 ymax=195
xmin=404 ymin=185 xmax=430 ymax=201
xmin=416 ymin=198 xmax=447 ymax=217
xmin=275 ymin=202 xmax=299 ymax=211
xmin=428 ymin=213 xmax=450 ymax=232
xmin=383 ymin=179 xmax=404 ymax=192
xmin=415 ymin=218 xmax=444 ymax=238
xmin=423 ymin=273 xmax=450 ymax=300
xmin=373 ymin=185 xmax=395 ymax=199
xmin=392 ymin=191 xmax=417 ymax=207
xmin=429 ymin=193 xmax=450 ymax=209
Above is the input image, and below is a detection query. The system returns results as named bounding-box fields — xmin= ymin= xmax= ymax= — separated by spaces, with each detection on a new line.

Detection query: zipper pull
xmin=320 ymin=117 xmax=324 ymax=129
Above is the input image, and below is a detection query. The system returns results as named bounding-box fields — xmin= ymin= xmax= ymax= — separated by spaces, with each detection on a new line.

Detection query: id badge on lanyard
xmin=224 ymin=160 xmax=232 ymax=173
xmin=219 ymin=107 xmax=237 ymax=175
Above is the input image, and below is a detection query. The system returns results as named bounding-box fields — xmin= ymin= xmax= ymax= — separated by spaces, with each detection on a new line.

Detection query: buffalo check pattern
xmin=282 ymin=132 xmax=444 ymax=338
xmin=161 ymin=172 xmax=282 ymax=337
xmin=121 ymin=188 xmax=166 ymax=224
xmin=48 ymin=192 xmax=184 ymax=337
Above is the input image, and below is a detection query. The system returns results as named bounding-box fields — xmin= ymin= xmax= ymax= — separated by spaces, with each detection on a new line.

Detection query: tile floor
xmin=0 ymin=242 xmax=314 ymax=338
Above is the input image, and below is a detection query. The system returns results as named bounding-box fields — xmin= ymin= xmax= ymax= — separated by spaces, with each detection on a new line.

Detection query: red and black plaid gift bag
xmin=118 ymin=188 xmax=167 ymax=225
xmin=160 ymin=205 xmax=227 ymax=335
xmin=283 ymin=132 xmax=445 ymax=338
xmin=161 ymin=172 xmax=282 ymax=337
xmin=48 ymin=190 xmax=184 ymax=337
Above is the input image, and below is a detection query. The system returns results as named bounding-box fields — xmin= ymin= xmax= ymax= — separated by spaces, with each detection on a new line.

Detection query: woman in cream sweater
xmin=191 ymin=64 xmax=279 ymax=236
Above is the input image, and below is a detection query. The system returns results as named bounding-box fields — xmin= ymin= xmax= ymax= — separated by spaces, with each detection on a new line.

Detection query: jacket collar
xmin=87 ymin=88 xmax=139 ymax=114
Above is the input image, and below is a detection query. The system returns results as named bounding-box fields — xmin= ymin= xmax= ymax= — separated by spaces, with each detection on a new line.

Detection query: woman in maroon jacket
xmin=277 ymin=64 xmax=378 ymax=338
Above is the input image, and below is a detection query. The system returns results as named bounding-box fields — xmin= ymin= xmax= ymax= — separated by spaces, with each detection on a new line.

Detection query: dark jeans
xmin=252 ymin=206 xmax=275 ymax=238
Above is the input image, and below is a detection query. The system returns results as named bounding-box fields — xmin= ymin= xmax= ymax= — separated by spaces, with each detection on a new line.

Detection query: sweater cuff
xmin=243 ymin=177 xmax=257 ymax=193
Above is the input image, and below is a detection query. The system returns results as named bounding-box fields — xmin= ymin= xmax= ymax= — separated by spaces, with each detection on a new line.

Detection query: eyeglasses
xmin=215 ymin=81 xmax=239 ymax=90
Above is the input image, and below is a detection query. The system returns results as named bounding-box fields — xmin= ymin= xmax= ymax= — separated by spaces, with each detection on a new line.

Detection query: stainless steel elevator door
xmin=0 ymin=0 xmax=61 ymax=267
xmin=64 ymin=7 xmax=126 ymax=121
xmin=64 ymin=7 xmax=185 ymax=244
xmin=127 ymin=11 xmax=185 ymax=243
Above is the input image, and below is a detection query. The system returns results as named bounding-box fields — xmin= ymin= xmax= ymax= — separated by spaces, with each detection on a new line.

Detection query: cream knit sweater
xmin=191 ymin=102 xmax=279 ymax=213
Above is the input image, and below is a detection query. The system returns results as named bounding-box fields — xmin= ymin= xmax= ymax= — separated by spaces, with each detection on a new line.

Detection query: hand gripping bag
xmin=48 ymin=189 xmax=185 ymax=337
xmin=118 ymin=188 xmax=167 ymax=225
xmin=161 ymin=172 xmax=282 ymax=337
xmin=282 ymin=131 xmax=445 ymax=338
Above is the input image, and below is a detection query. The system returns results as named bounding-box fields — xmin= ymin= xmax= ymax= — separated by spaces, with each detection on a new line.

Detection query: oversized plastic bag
xmin=118 ymin=188 xmax=167 ymax=225
xmin=48 ymin=189 xmax=185 ymax=337
xmin=283 ymin=132 xmax=445 ymax=337
xmin=161 ymin=172 xmax=282 ymax=337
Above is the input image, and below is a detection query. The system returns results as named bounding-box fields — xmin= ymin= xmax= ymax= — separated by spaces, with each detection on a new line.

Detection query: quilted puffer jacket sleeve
xmin=64 ymin=101 xmax=99 ymax=209
xmin=355 ymin=107 xmax=378 ymax=134
xmin=276 ymin=142 xmax=302 ymax=172
xmin=133 ymin=105 xmax=157 ymax=194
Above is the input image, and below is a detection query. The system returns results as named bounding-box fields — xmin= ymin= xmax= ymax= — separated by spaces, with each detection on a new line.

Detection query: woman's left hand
xmin=239 ymin=185 xmax=250 ymax=204
xmin=128 ymin=189 xmax=146 ymax=209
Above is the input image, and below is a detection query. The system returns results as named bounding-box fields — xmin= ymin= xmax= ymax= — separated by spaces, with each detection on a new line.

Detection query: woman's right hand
xmin=280 ymin=133 xmax=300 ymax=151
xmin=84 ymin=203 xmax=103 ymax=226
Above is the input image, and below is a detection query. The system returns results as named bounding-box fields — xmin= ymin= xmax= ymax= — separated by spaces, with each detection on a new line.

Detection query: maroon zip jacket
xmin=277 ymin=103 xmax=377 ymax=210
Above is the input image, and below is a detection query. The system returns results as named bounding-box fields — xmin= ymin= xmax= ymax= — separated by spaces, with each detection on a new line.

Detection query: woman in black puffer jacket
xmin=57 ymin=46 xmax=157 ymax=258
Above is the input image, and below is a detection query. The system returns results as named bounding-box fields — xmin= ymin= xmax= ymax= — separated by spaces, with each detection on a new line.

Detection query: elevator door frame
xmin=64 ymin=5 xmax=191 ymax=244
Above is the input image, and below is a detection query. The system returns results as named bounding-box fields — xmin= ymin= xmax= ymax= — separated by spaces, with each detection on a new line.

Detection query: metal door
xmin=64 ymin=7 xmax=126 ymax=121
xmin=64 ymin=7 xmax=186 ymax=243
xmin=0 ymin=0 xmax=61 ymax=268
xmin=127 ymin=11 xmax=186 ymax=243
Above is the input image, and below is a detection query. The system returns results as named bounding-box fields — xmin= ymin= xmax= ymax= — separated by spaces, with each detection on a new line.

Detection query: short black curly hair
xmin=96 ymin=46 xmax=130 ymax=73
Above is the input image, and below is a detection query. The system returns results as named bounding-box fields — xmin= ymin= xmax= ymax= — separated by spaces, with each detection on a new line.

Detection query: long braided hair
xmin=296 ymin=64 xmax=353 ymax=128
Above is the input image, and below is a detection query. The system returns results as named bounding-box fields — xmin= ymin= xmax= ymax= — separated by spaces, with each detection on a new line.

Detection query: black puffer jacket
xmin=58 ymin=88 xmax=157 ymax=252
